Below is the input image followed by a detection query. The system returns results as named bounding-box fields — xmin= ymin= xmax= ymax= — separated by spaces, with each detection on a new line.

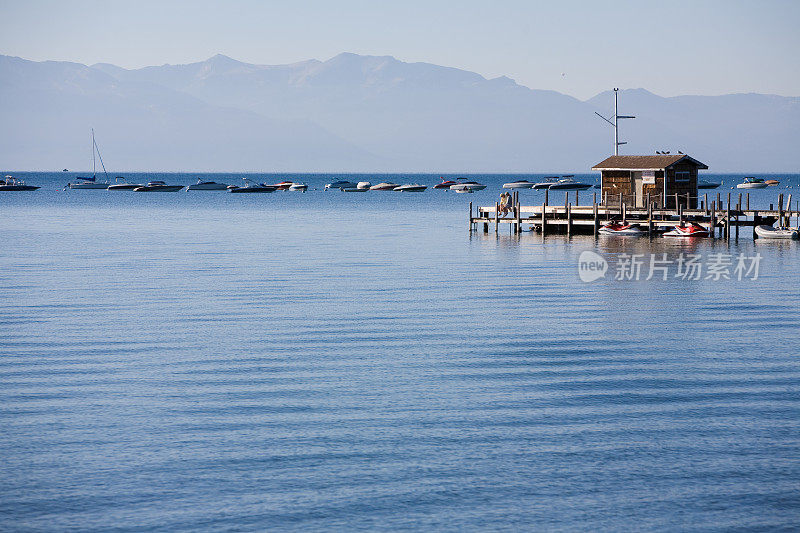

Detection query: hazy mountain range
xmin=1 ymin=53 xmax=798 ymax=172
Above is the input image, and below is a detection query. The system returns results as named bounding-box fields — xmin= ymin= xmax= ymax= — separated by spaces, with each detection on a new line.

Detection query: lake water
xmin=2 ymin=173 xmax=800 ymax=531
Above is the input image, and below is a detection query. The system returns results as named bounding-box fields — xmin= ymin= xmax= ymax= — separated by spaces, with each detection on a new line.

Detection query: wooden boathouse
xmin=592 ymin=154 xmax=708 ymax=209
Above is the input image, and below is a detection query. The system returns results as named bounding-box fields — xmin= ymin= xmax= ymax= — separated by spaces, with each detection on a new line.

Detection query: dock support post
xmin=575 ymin=190 xmax=579 ymax=206
xmin=468 ymin=201 xmax=472 ymax=232
xmin=515 ymin=193 xmax=521 ymax=234
xmin=726 ymin=201 xmax=731 ymax=241
xmin=567 ymin=203 xmax=573 ymax=236
xmin=647 ymin=201 xmax=653 ymax=237
xmin=746 ymin=193 xmax=750 ymax=211
xmin=593 ymin=201 xmax=599 ymax=236
xmin=541 ymin=201 xmax=547 ymax=236
xmin=544 ymin=189 xmax=549 ymax=207
xmin=778 ymin=193 xmax=784 ymax=227
xmin=622 ymin=202 xmax=627 ymax=224
xmin=593 ymin=192 xmax=597 ymax=206
xmin=710 ymin=201 xmax=716 ymax=238
xmin=786 ymin=194 xmax=793 ymax=227
xmin=495 ymin=202 xmax=499 ymax=236
xmin=679 ymin=203 xmax=684 ymax=226
xmin=753 ymin=211 xmax=759 ymax=239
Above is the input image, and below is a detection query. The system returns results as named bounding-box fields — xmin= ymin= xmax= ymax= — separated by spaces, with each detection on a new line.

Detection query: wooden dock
xmin=469 ymin=191 xmax=797 ymax=240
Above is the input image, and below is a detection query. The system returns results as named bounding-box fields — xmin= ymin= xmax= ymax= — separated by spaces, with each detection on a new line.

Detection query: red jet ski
xmin=598 ymin=222 xmax=645 ymax=236
xmin=663 ymin=222 xmax=709 ymax=237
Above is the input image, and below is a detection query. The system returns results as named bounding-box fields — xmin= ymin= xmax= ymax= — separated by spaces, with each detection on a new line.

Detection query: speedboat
xmin=598 ymin=222 xmax=645 ymax=236
xmin=0 ymin=176 xmax=39 ymax=191
xmin=736 ymin=177 xmax=768 ymax=189
xmin=369 ymin=182 xmax=400 ymax=191
xmin=288 ymin=182 xmax=308 ymax=191
xmin=531 ymin=177 xmax=560 ymax=189
xmin=325 ymin=180 xmax=358 ymax=190
xmin=272 ymin=181 xmax=294 ymax=190
xmin=663 ymin=222 xmax=709 ymax=237
xmin=450 ymin=181 xmax=486 ymax=192
xmin=433 ymin=177 xmax=458 ymax=189
xmin=342 ymin=186 xmax=369 ymax=192
xmin=755 ymin=225 xmax=799 ymax=240
xmin=547 ymin=176 xmax=592 ymax=190
xmin=187 ymin=179 xmax=228 ymax=190
xmin=68 ymin=176 xmax=108 ymax=189
xmin=133 ymin=181 xmax=184 ymax=192
xmin=697 ymin=179 xmax=721 ymax=189
xmin=394 ymin=184 xmax=427 ymax=192
xmin=228 ymin=179 xmax=277 ymax=193
xmin=503 ymin=180 xmax=535 ymax=189
xmin=107 ymin=177 xmax=142 ymax=190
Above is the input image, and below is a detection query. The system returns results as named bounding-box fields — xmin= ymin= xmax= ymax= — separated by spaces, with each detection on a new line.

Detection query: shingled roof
xmin=592 ymin=155 xmax=708 ymax=170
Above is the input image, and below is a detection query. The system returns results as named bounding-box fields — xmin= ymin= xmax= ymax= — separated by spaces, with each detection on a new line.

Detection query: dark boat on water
xmin=132 ymin=181 xmax=184 ymax=192
xmin=228 ymin=179 xmax=277 ymax=193
xmin=0 ymin=175 xmax=39 ymax=191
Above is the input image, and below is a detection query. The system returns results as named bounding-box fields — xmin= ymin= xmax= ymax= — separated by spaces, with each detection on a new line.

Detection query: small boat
xmin=433 ymin=177 xmax=458 ymax=189
xmin=755 ymin=225 xmax=799 ymax=240
xmin=547 ymin=176 xmax=592 ymax=190
xmin=107 ymin=177 xmax=142 ymax=190
xmin=187 ymin=179 xmax=229 ymax=190
xmin=133 ymin=181 xmax=184 ymax=192
xmin=663 ymin=222 xmax=709 ymax=237
xmin=69 ymin=176 xmax=109 ymax=189
xmin=228 ymin=179 xmax=277 ymax=193
xmin=288 ymin=183 xmax=308 ymax=191
xmin=450 ymin=181 xmax=486 ymax=192
xmin=324 ymin=180 xmax=358 ymax=190
xmin=503 ymin=180 xmax=535 ymax=189
xmin=736 ymin=177 xmax=768 ymax=189
xmin=68 ymin=130 xmax=111 ymax=189
xmin=532 ymin=177 xmax=560 ymax=189
xmin=394 ymin=184 xmax=427 ymax=192
xmin=697 ymin=179 xmax=721 ymax=189
xmin=0 ymin=175 xmax=39 ymax=191
xmin=272 ymin=181 xmax=294 ymax=190
xmin=598 ymin=222 xmax=645 ymax=236
xmin=369 ymin=182 xmax=400 ymax=191
xmin=765 ymin=179 xmax=780 ymax=186
xmin=342 ymin=186 xmax=369 ymax=192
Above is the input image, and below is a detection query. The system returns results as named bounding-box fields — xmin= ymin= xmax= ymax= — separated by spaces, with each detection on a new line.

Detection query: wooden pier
xmin=469 ymin=190 xmax=797 ymax=240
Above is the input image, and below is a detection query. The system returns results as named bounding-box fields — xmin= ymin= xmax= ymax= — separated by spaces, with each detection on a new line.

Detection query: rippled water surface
xmin=2 ymin=173 xmax=800 ymax=531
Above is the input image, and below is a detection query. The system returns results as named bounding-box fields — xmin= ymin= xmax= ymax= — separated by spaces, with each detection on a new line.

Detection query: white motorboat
xmin=68 ymin=129 xmax=110 ymax=189
xmin=531 ymin=177 xmax=560 ymax=189
xmin=450 ymin=181 xmax=486 ymax=192
xmin=107 ymin=177 xmax=142 ymax=190
xmin=598 ymin=222 xmax=645 ymax=236
xmin=698 ymin=179 xmax=721 ymax=189
xmin=755 ymin=225 xmax=799 ymax=240
xmin=547 ymin=176 xmax=592 ymax=190
xmin=502 ymin=180 xmax=535 ymax=189
xmin=325 ymin=180 xmax=358 ymax=190
xmin=288 ymin=183 xmax=308 ymax=191
xmin=357 ymin=181 xmax=371 ymax=189
xmin=394 ymin=184 xmax=427 ymax=192
xmin=133 ymin=181 xmax=184 ymax=192
xmin=0 ymin=176 xmax=39 ymax=191
xmin=369 ymin=182 xmax=400 ymax=191
xmin=187 ymin=179 xmax=229 ymax=190
xmin=736 ymin=177 xmax=768 ymax=189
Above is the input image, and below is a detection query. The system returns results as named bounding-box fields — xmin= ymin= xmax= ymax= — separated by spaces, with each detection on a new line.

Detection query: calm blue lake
xmin=2 ymin=172 xmax=800 ymax=531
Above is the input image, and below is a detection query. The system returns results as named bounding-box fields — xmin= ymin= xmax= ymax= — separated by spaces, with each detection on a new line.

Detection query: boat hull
xmin=394 ymin=185 xmax=427 ymax=192
xmin=450 ymin=184 xmax=486 ymax=191
xmin=107 ymin=184 xmax=141 ymax=190
xmin=503 ymin=182 xmax=535 ymax=189
xmin=133 ymin=185 xmax=184 ymax=192
xmin=187 ymin=183 xmax=228 ymax=190
xmin=736 ymin=183 xmax=768 ymax=189
xmin=548 ymin=183 xmax=592 ymax=190
xmin=755 ymin=225 xmax=799 ymax=240
xmin=228 ymin=186 xmax=276 ymax=193
xmin=0 ymin=185 xmax=39 ymax=191
xmin=69 ymin=183 xmax=109 ymax=189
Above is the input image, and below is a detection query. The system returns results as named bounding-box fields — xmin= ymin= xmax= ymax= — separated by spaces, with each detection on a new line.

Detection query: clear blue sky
xmin=1 ymin=0 xmax=798 ymax=99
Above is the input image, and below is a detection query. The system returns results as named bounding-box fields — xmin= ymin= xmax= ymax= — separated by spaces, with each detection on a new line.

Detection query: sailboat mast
xmin=92 ymin=128 xmax=96 ymax=178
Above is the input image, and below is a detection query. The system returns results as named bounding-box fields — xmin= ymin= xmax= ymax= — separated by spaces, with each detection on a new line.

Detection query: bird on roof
xmin=664 ymin=151 xmax=670 ymax=154
xmin=678 ymin=150 xmax=684 ymax=154
xmin=656 ymin=151 xmax=662 ymax=154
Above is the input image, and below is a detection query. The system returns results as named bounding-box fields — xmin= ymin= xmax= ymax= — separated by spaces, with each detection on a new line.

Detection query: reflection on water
xmin=1 ymin=173 xmax=799 ymax=531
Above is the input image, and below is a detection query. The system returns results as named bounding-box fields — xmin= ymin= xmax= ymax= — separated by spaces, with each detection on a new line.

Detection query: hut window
xmin=675 ymin=171 xmax=690 ymax=182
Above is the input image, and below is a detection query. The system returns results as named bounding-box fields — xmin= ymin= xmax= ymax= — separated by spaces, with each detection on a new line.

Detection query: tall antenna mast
xmin=594 ymin=88 xmax=635 ymax=155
